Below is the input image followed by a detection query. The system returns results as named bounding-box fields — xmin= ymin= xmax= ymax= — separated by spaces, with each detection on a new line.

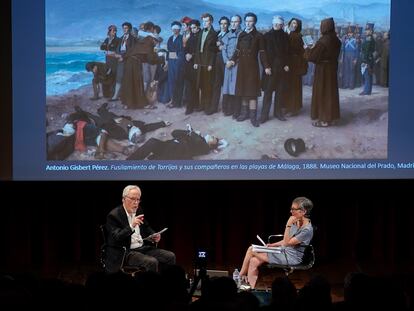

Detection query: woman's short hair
xmin=293 ymin=197 xmax=313 ymax=216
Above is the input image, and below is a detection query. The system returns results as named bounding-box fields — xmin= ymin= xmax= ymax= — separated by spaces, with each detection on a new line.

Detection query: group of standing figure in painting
xmin=96 ymin=22 xmax=164 ymax=109
xmin=304 ymin=23 xmax=390 ymax=92
xmin=337 ymin=23 xmax=389 ymax=94
xmin=90 ymin=13 xmax=389 ymax=129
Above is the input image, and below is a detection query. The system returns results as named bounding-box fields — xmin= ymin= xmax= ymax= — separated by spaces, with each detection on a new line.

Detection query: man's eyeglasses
xmin=126 ymin=196 xmax=141 ymax=202
xmin=290 ymin=207 xmax=302 ymax=211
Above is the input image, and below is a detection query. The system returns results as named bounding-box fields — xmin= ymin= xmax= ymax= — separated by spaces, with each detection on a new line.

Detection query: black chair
xmin=99 ymin=224 xmax=145 ymax=276
xmin=266 ymin=234 xmax=315 ymax=276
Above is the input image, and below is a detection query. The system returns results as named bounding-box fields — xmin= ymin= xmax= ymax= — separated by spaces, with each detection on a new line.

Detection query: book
xmin=256 ymin=235 xmax=267 ymax=246
xmin=303 ymin=35 xmax=314 ymax=47
xmin=251 ymin=244 xmax=282 ymax=254
xmin=143 ymin=227 xmax=168 ymax=241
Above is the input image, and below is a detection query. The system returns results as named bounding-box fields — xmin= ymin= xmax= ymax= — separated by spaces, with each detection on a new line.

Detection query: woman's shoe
xmin=239 ymin=284 xmax=251 ymax=291
xmin=239 ymin=275 xmax=249 ymax=285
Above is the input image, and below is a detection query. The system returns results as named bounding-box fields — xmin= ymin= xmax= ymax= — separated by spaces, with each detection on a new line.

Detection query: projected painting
xmin=45 ymin=0 xmax=390 ymax=161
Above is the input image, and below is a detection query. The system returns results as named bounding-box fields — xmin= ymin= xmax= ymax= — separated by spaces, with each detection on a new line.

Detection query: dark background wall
xmin=1 ymin=0 xmax=413 ymax=284
xmin=2 ymin=179 xmax=413 ymax=279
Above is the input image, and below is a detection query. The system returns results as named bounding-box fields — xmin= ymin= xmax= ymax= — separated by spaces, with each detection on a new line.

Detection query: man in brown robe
xmin=305 ymin=17 xmax=341 ymax=127
xmin=120 ymin=35 xmax=162 ymax=109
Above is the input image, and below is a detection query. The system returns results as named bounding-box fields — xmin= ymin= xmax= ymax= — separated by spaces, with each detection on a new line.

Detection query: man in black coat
xmin=105 ymin=185 xmax=175 ymax=273
xmin=261 ymin=16 xmax=290 ymax=123
xmin=183 ymin=19 xmax=201 ymax=114
xmin=194 ymin=13 xmax=217 ymax=112
xmin=230 ymin=13 xmax=269 ymax=127
xmin=126 ymin=128 xmax=221 ymax=160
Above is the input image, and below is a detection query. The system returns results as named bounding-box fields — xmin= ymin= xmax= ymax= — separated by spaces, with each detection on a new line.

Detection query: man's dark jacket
xmin=104 ymin=205 xmax=155 ymax=273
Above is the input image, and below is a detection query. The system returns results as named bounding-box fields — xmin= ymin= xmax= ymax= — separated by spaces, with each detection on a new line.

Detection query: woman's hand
xmin=286 ymin=216 xmax=297 ymax=227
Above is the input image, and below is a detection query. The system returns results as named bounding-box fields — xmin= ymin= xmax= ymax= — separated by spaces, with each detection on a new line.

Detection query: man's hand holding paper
xmin=144 ymin=227 xmax=168 ymax=242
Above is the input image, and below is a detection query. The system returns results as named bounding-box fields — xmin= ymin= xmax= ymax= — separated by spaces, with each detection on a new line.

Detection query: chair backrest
xmin=296 ymin=244 xmax=315 ymax=269
xmin=99 ymin=224 xmax=108 ymax=270
xmin=266 ymin=244 xmax=315 ymax=277
xmin=99 ymin=224 xmax=144 ymax=275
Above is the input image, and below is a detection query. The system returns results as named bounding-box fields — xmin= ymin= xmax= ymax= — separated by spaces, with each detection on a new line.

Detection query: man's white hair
xmin=122 ymin=185 xmax=141 ymax=198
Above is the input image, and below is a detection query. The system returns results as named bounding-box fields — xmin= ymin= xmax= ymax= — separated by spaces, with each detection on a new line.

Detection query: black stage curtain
xmin=2 ymin=180 xmax=414 ymax=277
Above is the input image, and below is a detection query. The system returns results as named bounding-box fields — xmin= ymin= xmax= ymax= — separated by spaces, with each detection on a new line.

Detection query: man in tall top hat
xmin=366 ymin=22 xmax=375 ymax=32
xmin=312 ymin=27 xmax=320 ymax=40
xmin=342 ymin=25 xmax=359 ymax=89
xmin=353 ymin=24 xmax=363 ymax=87
xmin=359 ymin=22 xmax=376 ymax=95
xmin=336 ymin=25 xmax=345 ymax=88
xmin=335 ymin=26 xmax=342 ymax=37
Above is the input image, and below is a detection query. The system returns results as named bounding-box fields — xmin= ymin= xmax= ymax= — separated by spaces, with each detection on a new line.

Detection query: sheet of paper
xmin=256 ymin=235 xmax=267 ymax=246
xmin=144 ymin=227 xmax=168 ymax=240
xmin=251 ymin=244 xmax=282 ymax=253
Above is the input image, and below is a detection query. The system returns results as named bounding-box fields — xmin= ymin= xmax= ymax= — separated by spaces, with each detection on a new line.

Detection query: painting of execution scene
xmin=46 ymin=0 xmax=390 ymax=161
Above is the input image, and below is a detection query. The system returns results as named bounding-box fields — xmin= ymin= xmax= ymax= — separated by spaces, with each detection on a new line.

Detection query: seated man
xmin=85 ymin=62 xmax=115 ymax=100
xmin=126 ymin=125 xmax=228 ymax=160
xmin=105 ymin=185 xmax=176 ymax=273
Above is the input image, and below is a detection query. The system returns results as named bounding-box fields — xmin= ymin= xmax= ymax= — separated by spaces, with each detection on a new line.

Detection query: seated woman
xmin=239 ymin=197 xmax=314 ymax=289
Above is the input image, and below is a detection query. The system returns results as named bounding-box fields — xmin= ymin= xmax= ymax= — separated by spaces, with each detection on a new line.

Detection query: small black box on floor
xmin=195 ymin=269 xmax=229 ymax=278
